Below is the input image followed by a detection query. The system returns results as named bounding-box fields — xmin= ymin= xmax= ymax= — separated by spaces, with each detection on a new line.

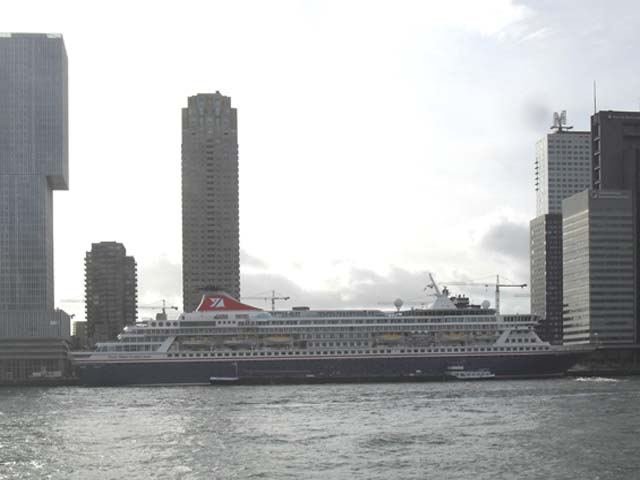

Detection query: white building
xmin=535 ymin=130 xmax=591 ymax=216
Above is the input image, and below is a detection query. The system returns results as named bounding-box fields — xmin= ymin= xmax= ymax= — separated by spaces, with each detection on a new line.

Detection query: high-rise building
xmin=530 ymin=214 xmax=563 ymax=343
xmin=591 ymin=110 xmax=640 ymax=343
xmin=562 ymin=190 xmax=635 ymax=345
xmin=0 ymin=33 xmax=69 ymax=337
xmin=530 ymin=122 xmax=591 ymax=343
xmin=85 ymin=242 xmax=137 ymax=345
xmin=182 ymin=92 xmax=240 ymax=312
xmin=591 ymin=111 xmax=640 ymax=192
xmin=535 ymin=130 xmax=592 ymax=216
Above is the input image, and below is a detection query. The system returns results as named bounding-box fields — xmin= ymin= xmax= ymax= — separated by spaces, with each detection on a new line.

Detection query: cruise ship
xmin=72 ymin=276 xmax=592 ymax=386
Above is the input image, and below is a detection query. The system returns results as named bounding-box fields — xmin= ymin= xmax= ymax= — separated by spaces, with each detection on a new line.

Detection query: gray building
xmin=0 ymin=33 xmax=70 ymax=382
xmin=530 ymin=125 xmax=591 ymax=343
xmin=591 ymin=111 xmax=640 ymax=342
xmin=535 ymin=129 xmax=591 ymax=216
xmin=85 ymin=242 xmax=137 ymax=345
xmin=591 ymin=111 xmax=640 ymax=192
xmin=0 ymin=33 xmax=69 ymax=335
xmin=530 ymin=214 xmax=563 ymax=344
xmin=182 ymin=92 xmax=240 ymax=311
xmin=563 ymin=190 xmax=636 ymax=345
xmin=0 ymin=336 xmax=72 ymax=383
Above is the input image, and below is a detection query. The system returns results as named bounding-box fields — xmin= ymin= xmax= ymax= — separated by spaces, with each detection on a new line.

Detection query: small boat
xmin=209 ymin=376 xmax=240 ymax=385
xmin=445 ymin=366 xmax=495 ymax=380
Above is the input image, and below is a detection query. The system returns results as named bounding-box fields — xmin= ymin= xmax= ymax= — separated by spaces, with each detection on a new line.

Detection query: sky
xmin=4 ymin=0 xmax=640 ymax=321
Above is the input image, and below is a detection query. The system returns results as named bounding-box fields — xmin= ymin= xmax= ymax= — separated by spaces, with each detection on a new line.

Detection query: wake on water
xmin=573 ymin=376 xmax=619 ymax=382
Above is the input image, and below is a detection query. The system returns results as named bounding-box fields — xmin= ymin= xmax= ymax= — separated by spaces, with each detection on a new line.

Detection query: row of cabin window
xmin=166 ymin=345 xmax=550 ymax=357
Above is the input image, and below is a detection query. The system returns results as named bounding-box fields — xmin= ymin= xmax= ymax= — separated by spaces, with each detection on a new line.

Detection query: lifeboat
xmin=375 ymin=334 xmax=403 ymax=346
xmin=262 ymin=336 xmax=292 ymax=346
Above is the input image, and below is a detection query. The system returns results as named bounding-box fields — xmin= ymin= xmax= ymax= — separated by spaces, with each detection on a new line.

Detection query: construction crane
xmin=443 ymin=275 xmax=527 ymax=315
xmin=241 ymin=290 xmax=290 ymax=312
xmin=139 ymin=300 xmax=179 ymax=320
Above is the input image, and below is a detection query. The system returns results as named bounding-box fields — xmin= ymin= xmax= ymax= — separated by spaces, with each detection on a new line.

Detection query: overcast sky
xmin=5 ymin=0 xmax=640 ymax=320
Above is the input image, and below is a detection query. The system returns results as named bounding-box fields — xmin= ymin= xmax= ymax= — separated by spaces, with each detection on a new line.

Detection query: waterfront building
xmin=530 ymin=214 xmax=563 ymax=343
xmin=181 ymin=92 xmax=240 ymax=311
xmin=85 ymin=242 xmax=137 ymax=345
xmin=530 ymin=118 xmax=591 ymax=343
xmin=562 ymin=190 xmax=636 ymax=345
xmin=591 ymin=111 xmax=640 ymax=343
xmin=0 ymin=33 xmax=69 ymax=337
xmin=0 ymin=336 xmax=72 ymax=384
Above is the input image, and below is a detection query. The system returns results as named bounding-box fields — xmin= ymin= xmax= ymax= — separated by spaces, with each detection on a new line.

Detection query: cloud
xmin=242 ymin=266 xmax=436 ymax=310
xmin=130 ymin=257 xmax=523 ymax=314
xmin=137 ymin=256 xmax=182 ymax=305
xmin=240 ymin=249 xmax=269 ymax=269
xmin=478 ymin=219 xmax=529 ymax=261
xmin=521 ymin=98 xmax=553 ymax=132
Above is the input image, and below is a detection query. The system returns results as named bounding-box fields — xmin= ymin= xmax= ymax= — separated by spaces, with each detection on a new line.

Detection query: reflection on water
xmin=1 ymin=378 xmax=639 ymax=479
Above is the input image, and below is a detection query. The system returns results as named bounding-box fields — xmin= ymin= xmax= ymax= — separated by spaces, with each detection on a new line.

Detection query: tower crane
xmin=139 ymin=300 xmax=179 ymax=320
xmin=241 ymin=290 xmax=290 ymax=312
xmin=443 ymin=275 xmax=527 ymax=315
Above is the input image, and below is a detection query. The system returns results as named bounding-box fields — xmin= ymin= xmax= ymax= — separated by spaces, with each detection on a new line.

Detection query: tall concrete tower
xmin=181 ymin=92 xmax=240 ymax=312
xmin=0 ymin=33 xmax=69 ymax=337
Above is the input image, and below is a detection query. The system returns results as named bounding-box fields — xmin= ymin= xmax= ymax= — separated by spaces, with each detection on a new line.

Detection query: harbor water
xmin=1 ymin=377 xmax=639 ymax=479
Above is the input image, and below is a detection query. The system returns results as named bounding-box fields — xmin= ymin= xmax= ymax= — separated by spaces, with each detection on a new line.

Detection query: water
xmin=1 ymin=378 xmax=640 ymax=479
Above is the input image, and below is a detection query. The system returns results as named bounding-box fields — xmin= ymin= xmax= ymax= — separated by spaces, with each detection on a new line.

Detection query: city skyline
xmin=4 ymin=1 xmax=640 ymax=322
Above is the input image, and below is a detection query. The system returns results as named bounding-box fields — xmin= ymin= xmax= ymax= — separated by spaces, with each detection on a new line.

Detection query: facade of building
xmin=0 ymin=33 xmax=68 ymax=326
xmin=591 ymin=111 xmax=640 ymax=343
xmin=563 ymin=190 xmax=636 ymax=345
xmin=530 ymin=214 xmax=563 ymax=344
xmin=72 ymin=321 xmax=88 ymax=349
xmin=0 ymin=336 xmax=72 ymax=384
xmin=591 ymin=111 xmax=640 ymax=192
xmin=0 ymin=33 xmax=70 ymax=382
xmin=85 ymin=242 xmax=137 ymax=345
xmin=535 ymin=130 xmax=592 ymax=216
xmin=531 ymin=128 xmax=591 ymax=343
xmin=182 ymin=92 xmax=240 ymax=312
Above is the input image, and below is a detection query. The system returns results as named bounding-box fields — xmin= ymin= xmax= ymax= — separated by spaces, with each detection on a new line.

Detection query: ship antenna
xmin=593 ymin=80 xmax=597 ymax=114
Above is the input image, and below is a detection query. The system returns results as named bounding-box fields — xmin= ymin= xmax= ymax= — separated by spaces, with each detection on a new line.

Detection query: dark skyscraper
xmin=181 ymin=93 xmax=240 ymax=312
xmin=530 ymin=214 xmax=563 ymax=344
xmin=0 ymin=33 xmax=69 ymax=337
xmin=591 ymin=111 xmax=640 ymax=343
xmin=85 ymin=242 xmax=137 ymax=345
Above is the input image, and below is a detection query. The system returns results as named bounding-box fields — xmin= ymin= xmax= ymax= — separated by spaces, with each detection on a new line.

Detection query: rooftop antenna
xmin=593 ymin=81 xmax=597 ymax=114
xmin=551 ymin=110 xmax=573 ymax=132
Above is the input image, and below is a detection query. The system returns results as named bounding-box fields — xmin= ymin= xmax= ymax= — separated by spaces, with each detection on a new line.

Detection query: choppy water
xmin=1 ymin=377 xmax=640 ymax=479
